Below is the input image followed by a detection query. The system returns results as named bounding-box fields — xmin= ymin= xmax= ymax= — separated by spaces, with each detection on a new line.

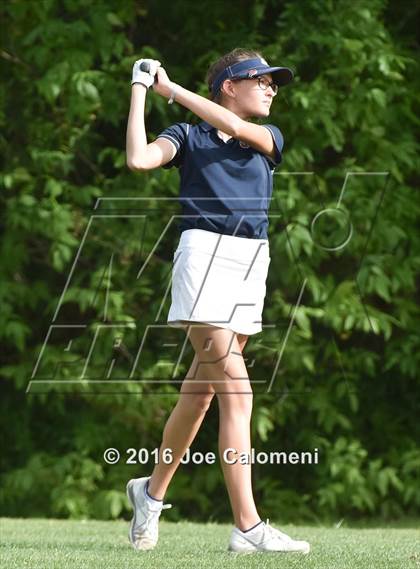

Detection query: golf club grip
xmin=139 ymin=61 xmax=150 ymax=72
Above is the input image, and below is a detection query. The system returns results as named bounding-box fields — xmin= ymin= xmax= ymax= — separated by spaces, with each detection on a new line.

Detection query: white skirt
xmin=167 ymin=229 xmax=271 ymax=335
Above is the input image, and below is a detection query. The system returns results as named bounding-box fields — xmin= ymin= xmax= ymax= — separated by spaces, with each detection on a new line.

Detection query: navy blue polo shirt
xmin=156 ymin=120 xmax=284 ymax=239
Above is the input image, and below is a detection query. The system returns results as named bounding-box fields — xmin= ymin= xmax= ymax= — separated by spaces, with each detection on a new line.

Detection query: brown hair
xmin=205 ymin=47 xmax=264 ymax=103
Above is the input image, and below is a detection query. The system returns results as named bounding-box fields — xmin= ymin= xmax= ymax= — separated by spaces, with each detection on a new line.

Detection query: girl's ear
xmin=221 ymin=79 xmax=236 ymax=99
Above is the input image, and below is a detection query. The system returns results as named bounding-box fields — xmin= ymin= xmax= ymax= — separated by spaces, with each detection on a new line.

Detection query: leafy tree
xmin=0 ymin=0 xmax=419 ymax=521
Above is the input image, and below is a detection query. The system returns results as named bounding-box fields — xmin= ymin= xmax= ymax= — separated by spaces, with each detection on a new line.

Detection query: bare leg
xmin=147 ymin=326 xmax=249 ymax=502
xmin=186 ymin=325 xmax=260 ymax=531
xmin=147 ymin=352 xmax=215 ymax=500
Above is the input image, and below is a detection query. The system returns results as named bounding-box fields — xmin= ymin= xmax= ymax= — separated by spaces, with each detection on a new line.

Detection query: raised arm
xmin=126 ymin=81 xmax=178 ymax=172
xmin=152 ymin=66 xmax=277 ymax=161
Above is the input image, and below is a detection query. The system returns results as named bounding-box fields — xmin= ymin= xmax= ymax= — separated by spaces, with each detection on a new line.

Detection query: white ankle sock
xmin=144 ymin=480 xmax=163 ymax=507
xmin=239 ymin=520 xmax=264 ymax=534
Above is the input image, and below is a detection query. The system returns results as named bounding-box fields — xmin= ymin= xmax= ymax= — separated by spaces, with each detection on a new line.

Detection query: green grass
xmin=1 ymin=518 xmax=419 ymax=569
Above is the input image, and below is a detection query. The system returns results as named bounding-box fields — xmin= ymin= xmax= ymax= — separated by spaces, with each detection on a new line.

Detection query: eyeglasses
xmin=232 ymin=76 xmax=278 ymax=95
xmin=256 ymin=77 xmax=278 ymax=94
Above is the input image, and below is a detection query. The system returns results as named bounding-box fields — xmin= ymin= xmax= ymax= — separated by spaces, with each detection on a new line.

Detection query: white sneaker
xmin=126 ymin=476 xmax=172 ymax=550
xmin=228 ymin=519 xmax=310 ymax=554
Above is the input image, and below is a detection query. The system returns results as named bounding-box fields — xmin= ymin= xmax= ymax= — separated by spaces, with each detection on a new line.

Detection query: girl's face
xmin=220 ymin=73 xmax=277 ymax=119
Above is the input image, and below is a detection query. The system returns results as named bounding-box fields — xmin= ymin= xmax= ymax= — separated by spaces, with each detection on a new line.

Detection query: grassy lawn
xmin=1 ymin=517 xmax=419 ymax=569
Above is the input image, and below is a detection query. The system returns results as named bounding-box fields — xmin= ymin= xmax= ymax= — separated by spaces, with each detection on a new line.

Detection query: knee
xmin=183 ymin=392 xmax=214 ymax=415
xmin=217 ymin=391 xmax=253 ymax=417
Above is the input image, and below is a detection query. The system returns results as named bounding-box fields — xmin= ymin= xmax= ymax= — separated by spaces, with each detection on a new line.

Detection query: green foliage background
xmin=1 ymin=0 xmax=419 ymax=522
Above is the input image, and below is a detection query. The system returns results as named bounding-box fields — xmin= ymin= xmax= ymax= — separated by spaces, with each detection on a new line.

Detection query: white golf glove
xmin=131 ymin=58 xmax=161 ymax=88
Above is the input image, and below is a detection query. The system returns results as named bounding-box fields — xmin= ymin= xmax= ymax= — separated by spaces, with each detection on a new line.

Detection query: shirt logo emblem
xmin=239 ymin=140 xmax=250 ymax=149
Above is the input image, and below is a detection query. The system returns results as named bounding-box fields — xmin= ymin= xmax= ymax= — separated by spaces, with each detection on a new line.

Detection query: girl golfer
xmin=125 ymin=47 xmax=310 ymax=555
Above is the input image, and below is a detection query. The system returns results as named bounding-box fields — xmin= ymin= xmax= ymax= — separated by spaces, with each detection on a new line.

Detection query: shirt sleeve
xmin=155 ymin=122 xmax=189 ymax=169
xmin=261 ymin=124 xmax=284 ymax=168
